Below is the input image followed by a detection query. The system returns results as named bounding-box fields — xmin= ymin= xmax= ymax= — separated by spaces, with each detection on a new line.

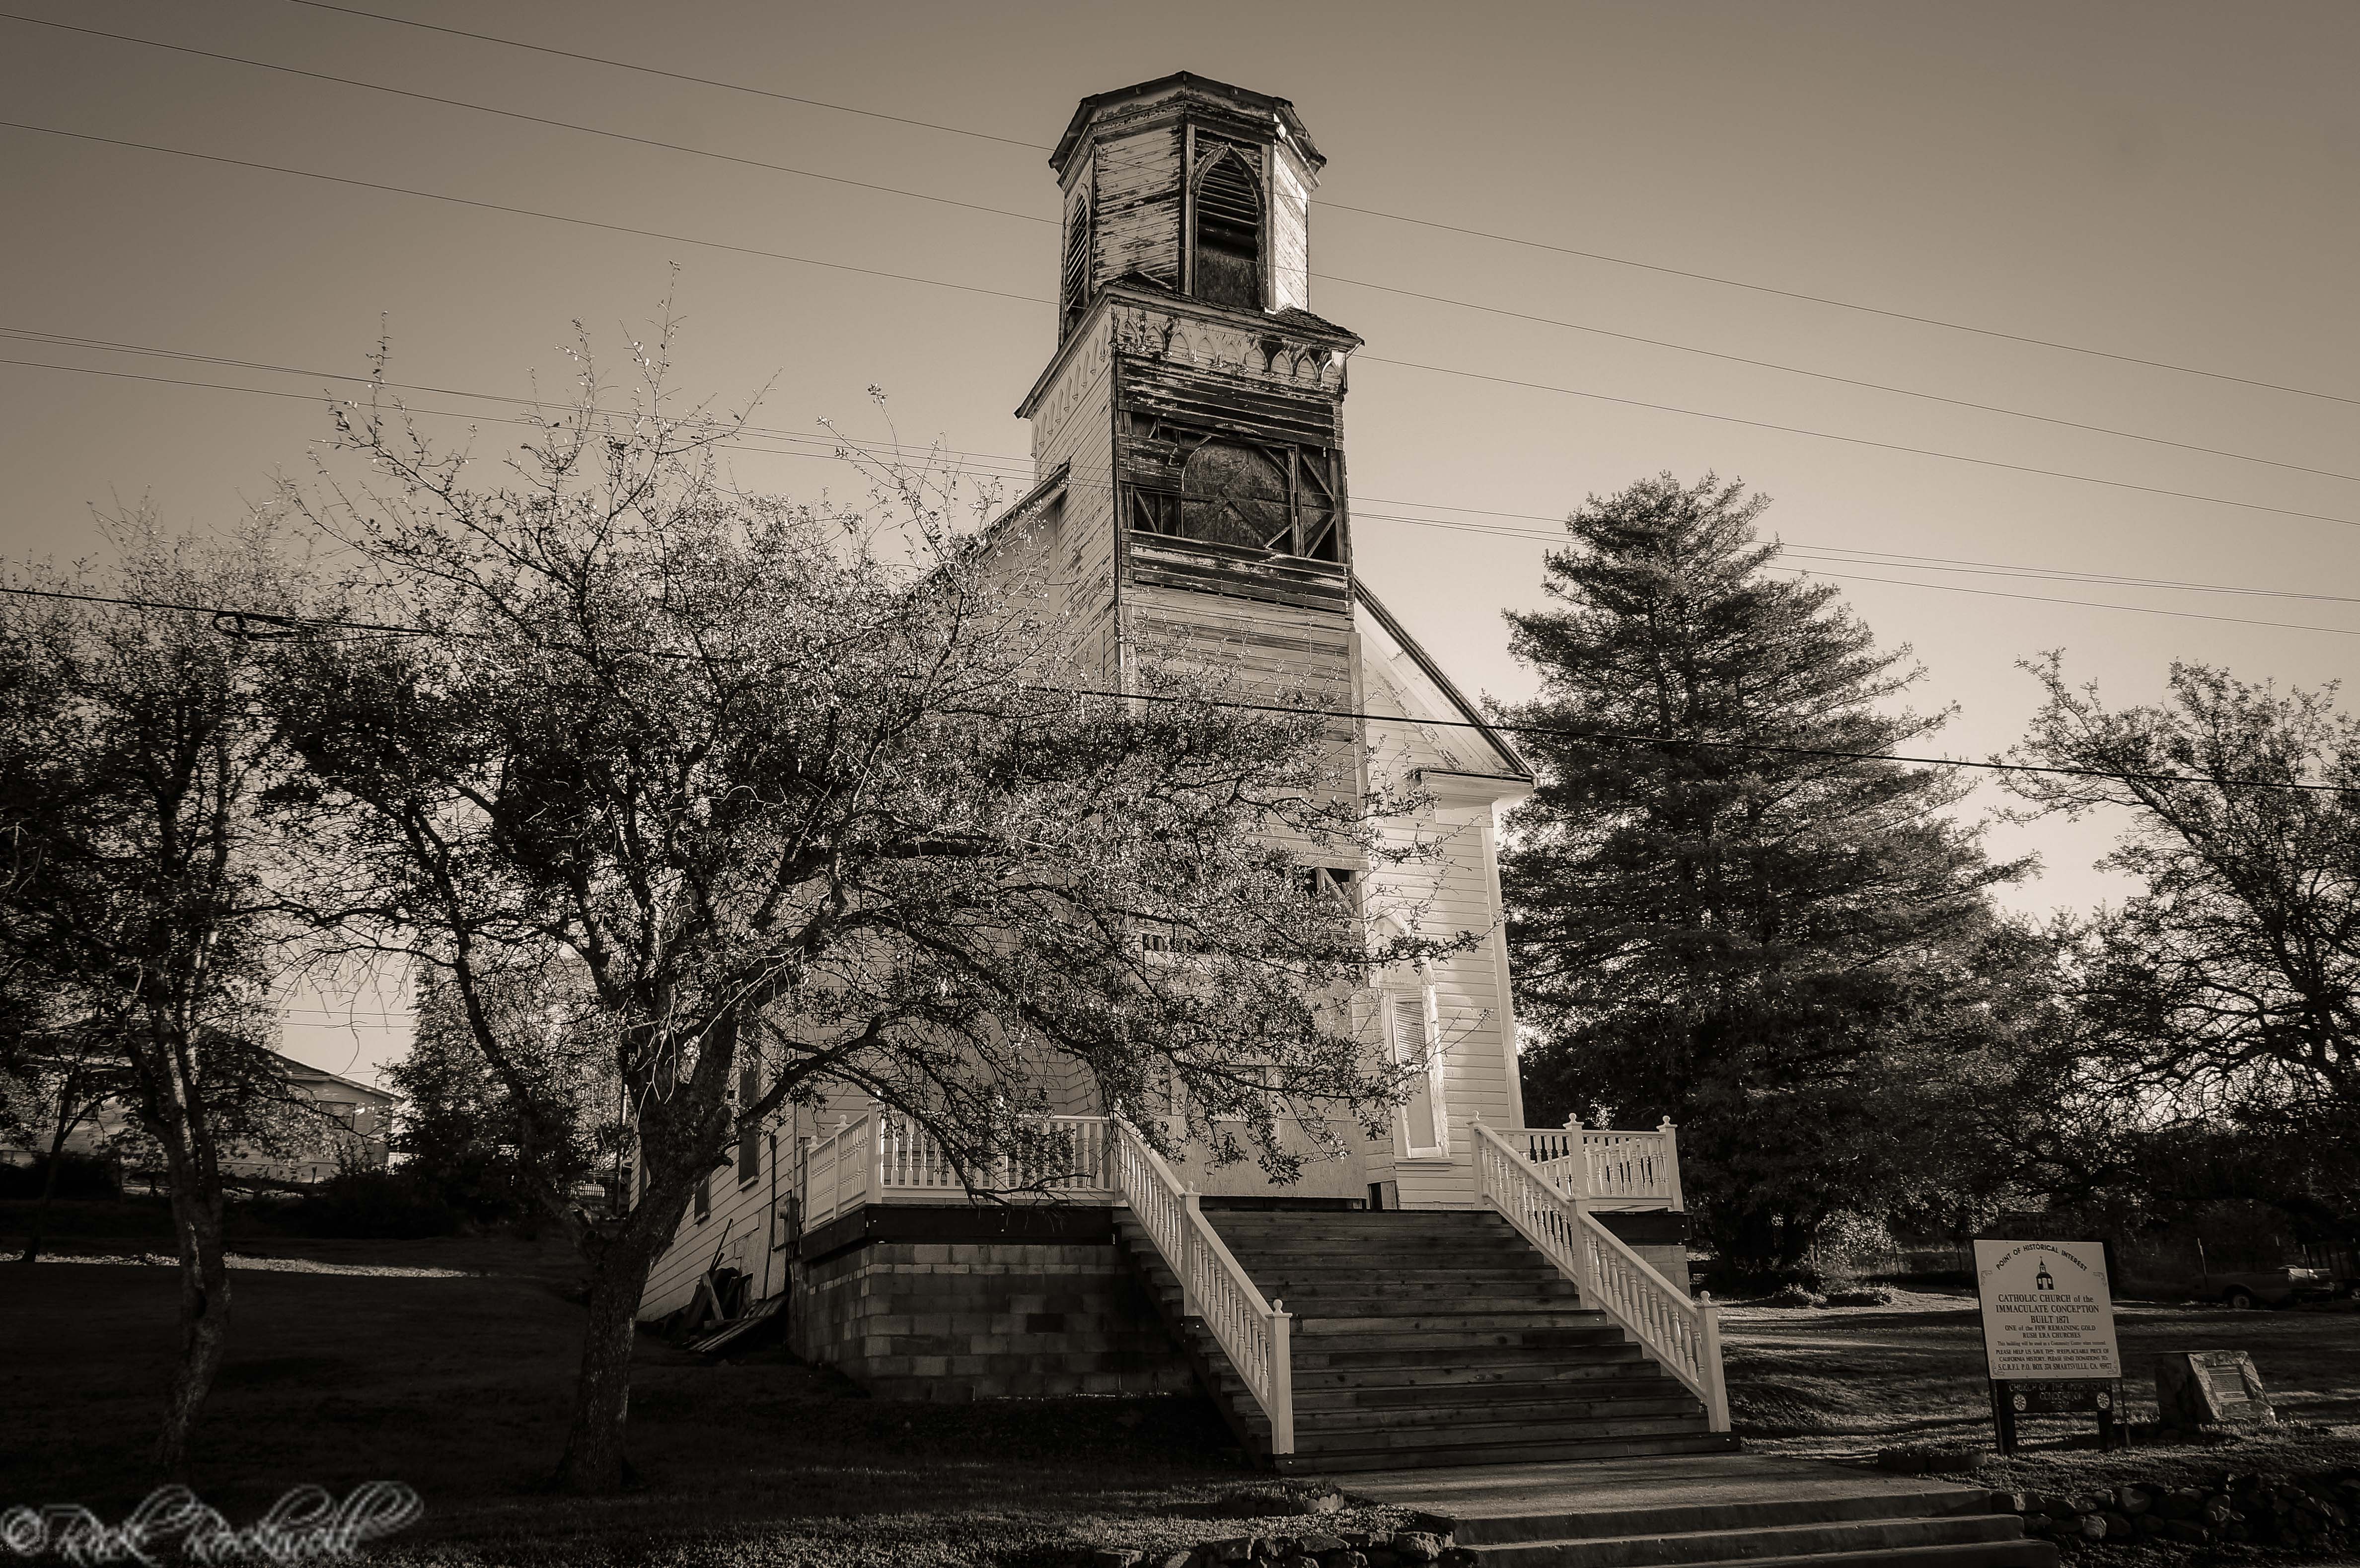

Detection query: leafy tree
xmin=1496 ymin=474 xmax=2029 ymax=1280
xmin=2004 ymin=657 xmax=2360 ymax=1226
xmin=275 ymin=339 xmax=1461 ymax=1493
xmin=385 ymin=961 xmax=625 ymax=1227
xmin=0 ymin=512 xmax=325 ymax=1475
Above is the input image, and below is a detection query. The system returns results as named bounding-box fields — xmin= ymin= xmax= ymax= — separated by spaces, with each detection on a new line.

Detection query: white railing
xmin=802 ymin=1113 xmax=1114 ymax=1231
xmin=1496 ymin=1119 xmax=1685 ymax=1211
xmin=1109 ymin=1115 xmax=1293 ymax=1455
xmin=801 ymin=1112 xmax=873 ymax=1230
xmin=1472 ymin=1120 xmax=1728 ymax=1432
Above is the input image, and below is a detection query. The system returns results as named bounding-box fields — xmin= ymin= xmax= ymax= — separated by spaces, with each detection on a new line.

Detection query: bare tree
xmin=0 ymin=510 xmax=314 ymax=1476
xmin=276 ymin=335 xmax=1464 ymax=1494
xmin=2006 ymin=655 xmax=2360 ymax=1137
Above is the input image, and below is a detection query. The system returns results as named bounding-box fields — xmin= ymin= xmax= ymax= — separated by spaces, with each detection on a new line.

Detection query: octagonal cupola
xmin=1049 ymin=72 xmax=1324 ymax=341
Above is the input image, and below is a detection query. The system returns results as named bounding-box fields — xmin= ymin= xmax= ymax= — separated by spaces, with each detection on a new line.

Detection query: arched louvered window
xmin=1059 ymin=196 xmax=1092 ymax=337
xmin=1191 ymin=143 xmax=1263 ymax=311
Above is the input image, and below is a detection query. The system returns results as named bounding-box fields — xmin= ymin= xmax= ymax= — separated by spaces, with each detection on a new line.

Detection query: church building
xmin=639 ymin=73 xmax=1721 ymax=1473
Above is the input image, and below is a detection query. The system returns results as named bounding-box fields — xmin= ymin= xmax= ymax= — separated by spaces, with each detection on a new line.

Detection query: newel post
xmin=1696 ymin=1290 xmax=1730 ymax=1432
xmin=1266 ymin=1298 xmax=1295 ymax=1455
xmin=1180 ymin=1184 xmax=1203 ymax=1318
xmin=1659 ymin=1116 xmax=1685 ymax=1212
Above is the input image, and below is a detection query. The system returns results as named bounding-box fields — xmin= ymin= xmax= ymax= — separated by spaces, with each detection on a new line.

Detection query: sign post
xmin=1972 ymin=1239 xmax=2125 ymax=1453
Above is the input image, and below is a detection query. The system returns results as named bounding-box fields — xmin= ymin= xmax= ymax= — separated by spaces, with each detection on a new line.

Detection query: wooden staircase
xmin=1115 ymin=1207 xmax=1737 ymax=1473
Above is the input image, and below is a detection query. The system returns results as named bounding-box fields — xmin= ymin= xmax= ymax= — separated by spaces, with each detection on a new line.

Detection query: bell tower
xmin=1016 ymin=73 xmax=1362 ymax=712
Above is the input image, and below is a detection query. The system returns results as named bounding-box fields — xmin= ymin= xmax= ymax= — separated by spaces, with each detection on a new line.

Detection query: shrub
xmin=283 ymin=1168 xmax=463 ymax=1239
xmin=0 ymin=1153 xmax=122 ymax=1200
xmin=1824 ymin=1282 xmax=1899 ymax=1306
xmin=1763 ymin=1282 xmax=1828 ymax=1308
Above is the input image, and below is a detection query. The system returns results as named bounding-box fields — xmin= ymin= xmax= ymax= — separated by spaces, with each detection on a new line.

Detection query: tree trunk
xmin=155 ymin=1154 xmax=230 ymax=1481
xmin=18 ymin=1095 xmax=79 ymax=1265
xmin=551 ymin=1220 xmax=671 ymax=1495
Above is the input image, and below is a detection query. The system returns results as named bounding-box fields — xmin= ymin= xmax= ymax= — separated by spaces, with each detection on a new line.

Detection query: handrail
xmin=1472 ymin=1120 xmax=1728 ymax=1432
xmin=799 ymin=1112 xmax=874 ymax=1232
xmin=1495 ymin=1121 xmax=1685 ymax=1210
xmin=874 ymin=1113 xmax=1113 ymax=1199
xmin=1108 ymin=1115 xmax=1293 ymax=1455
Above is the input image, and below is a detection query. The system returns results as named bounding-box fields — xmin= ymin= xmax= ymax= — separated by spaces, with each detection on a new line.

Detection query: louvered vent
xmin=1060 ymin=198 xmax=1092 ymax=337
xmin=1192 ymin=145 xmax=1262 ymax=311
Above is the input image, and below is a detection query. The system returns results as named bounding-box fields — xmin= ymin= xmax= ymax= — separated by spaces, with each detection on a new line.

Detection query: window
xmin=1300 ymin=866 xmax=1358 ymax=903
xmin=1191 ymin=143 xmax=1262 ymax=310
xmin=1390 ymin=984 xmax=1448 ymax=1159
xmin=1130 ymin=430 xmax=1343 ymax=563
xmin=1059 ymin=195 xmax=1092 ymax=337
xmin=737 ymin=1065 xmax=760 ymax=1186
xmin=694 ymin=1170 xmax=711 ymax=1223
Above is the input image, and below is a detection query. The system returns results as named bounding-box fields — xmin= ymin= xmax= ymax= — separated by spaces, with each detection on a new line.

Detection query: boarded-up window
xmin=1060 ymin=196 xmax=1092 ymax=337
xmin=1391 ymin=988 xmax=1447 ymax=1158
xmin=1192 ymin=144 xmax=1262 ymax=310
xmin=1150 ymin=435 xmax=1344 ymax=562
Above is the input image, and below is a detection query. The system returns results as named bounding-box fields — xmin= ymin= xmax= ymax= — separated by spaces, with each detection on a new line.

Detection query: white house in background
xmin=637 ymin=75 xmax=1718 ymax=1474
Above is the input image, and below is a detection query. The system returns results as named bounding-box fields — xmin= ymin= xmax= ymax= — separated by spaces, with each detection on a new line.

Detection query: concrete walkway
xmin=1331 ymin=1453 xmax=1985 ymax=1526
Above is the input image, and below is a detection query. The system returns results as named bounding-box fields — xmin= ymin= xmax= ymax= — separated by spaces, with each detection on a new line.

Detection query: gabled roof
xmin=1352 ymin=578 xmax=1532 ymax=782
xmin=269 ymin=1049 xmax=395 ymax=1104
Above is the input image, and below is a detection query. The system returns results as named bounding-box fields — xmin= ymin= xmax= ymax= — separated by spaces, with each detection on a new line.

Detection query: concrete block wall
xmin=791 ymin=1239 xmax=1195 ymax=1402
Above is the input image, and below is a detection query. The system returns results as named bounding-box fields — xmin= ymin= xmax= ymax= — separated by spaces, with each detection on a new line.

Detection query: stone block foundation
xmin=788 ymin=1215 xmax=1193 ymax=1401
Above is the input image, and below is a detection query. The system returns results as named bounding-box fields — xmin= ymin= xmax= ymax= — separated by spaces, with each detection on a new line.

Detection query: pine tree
xmin=1498 ymin=474 xmax=2028 ymax=1281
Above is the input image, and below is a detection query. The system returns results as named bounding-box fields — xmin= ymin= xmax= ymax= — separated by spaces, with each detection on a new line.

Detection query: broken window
xmin=1060 ymin=196 xmax=1092 ymax=337
xmin=1192 ymin=143 xmax=1263 ymax=311
xmin=1131 ymin=427 xmax=1345 ymax=563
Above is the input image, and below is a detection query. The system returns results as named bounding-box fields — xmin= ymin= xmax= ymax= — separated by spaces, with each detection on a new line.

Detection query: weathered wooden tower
xmin=1014 ymin=73 xmax=1364 ymax=724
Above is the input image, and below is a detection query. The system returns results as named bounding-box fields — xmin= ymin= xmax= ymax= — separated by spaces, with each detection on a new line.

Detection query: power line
xmin=280 ymin=0 xmax=1049 ymax=150
xmin=8 ymin=343 xmax=2358 ymax=640
xmin=16 ymin=12 xmax=2348 ymax=489
xmin=274 ymin=0 xmax=2360 ymax=411
xmin=2 ymin=581 xmax=2350 ymax=795
xmin=0 ymin=12 xmax=1052 ymax=233
xmin=1356 ymin=355 xmax=2360 ymax=531
xmin=0 ymin=121 xmax=1047 ymax=310
xmin=10 ymin=117 xmax=2357 ymax=538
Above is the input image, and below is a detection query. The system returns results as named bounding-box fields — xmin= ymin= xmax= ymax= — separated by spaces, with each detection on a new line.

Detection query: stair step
xmin=1290 ymin=1340 xmax=1639 ymax=1372
xmin=1305 ymin=1394 xmax=1704 ymax=1430
xmin=1299 ymin=1310 xmax=1610 ymax=1332
xmin=1293 ymin=1411 xmax=1710 ymax=1455
xmin=1278 ymin=1431 xmax=1739 ymax=1473
xmin=1288 ymin=1365 xmax=1668 ymax=1401
xmin=1466 ymin=1515 xmax=2033 ymax=1568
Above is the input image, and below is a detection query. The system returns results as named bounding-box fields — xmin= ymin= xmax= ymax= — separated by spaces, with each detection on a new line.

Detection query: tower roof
xmin=1049 ymin=71 xmax=1324 ymax=178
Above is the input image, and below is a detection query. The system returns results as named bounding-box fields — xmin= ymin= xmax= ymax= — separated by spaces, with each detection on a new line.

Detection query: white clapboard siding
xmin=1094 ymin=124 xmax=1182 ymax=288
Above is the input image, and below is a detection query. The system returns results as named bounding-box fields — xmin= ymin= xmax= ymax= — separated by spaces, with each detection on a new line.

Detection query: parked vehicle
xmin=2193 ymin=1265 xmax=2334 ymax=1309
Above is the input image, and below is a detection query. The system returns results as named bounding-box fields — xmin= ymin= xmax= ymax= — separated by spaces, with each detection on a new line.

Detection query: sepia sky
xmin=4 ymin=0 xmax=2356 ymax=1084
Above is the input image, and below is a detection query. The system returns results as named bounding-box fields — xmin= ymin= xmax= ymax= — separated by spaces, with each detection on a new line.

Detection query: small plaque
xmin=2005 ymin=1379 xmax=2121 ymax=1414
xmin=2156 ymin=1351 xmax=2276 ymax=1427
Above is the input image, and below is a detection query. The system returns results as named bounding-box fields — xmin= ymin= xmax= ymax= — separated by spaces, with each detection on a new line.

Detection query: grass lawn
xmin=1720 ymin=1285 xmax=2360 ymax=1457
xmin=0 ymin=1236 xmax=1401 ymax=1567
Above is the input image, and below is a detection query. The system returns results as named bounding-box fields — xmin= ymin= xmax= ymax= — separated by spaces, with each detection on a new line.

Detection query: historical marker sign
xmin=1973 ymin=1239 xmax=2122 ymax=1381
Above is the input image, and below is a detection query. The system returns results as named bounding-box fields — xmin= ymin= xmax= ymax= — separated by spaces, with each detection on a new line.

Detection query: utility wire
xmin=7 ymin=349 xmax=2357 ymax=639
xmin=3 ymin=580 xmax=2349 ymax=795
xmin=1356 ymin=354 xmax=2360 ymax=531
xmin=280 ymin=0 xmax=1049 ymax=150
xmin=0 ymin=121 xmax=1047 ymax=310
xmin=12 ymin=12 xmax=2348 ymax=489
xmin=8 ymin=118 xmax=2356 ymax=537
xmin=273 ymin=0 xmax=2360 ymax=411
xmin=15 ymin=320 xmax=2360 ymax=618
xmin=0 ymin=12 xmax=1049 ymax=231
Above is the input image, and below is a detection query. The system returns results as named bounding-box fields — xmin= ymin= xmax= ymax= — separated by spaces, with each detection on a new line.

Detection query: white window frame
xmin=1387 ymin=970 xmax=1450 ymax=1161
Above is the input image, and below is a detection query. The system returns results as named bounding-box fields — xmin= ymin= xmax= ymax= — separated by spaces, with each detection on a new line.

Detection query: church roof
xmin=1050 ymin=72 xmax=1325 ymax=176
xmin=1353 ymin=578 xmax=1533 ymax=783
